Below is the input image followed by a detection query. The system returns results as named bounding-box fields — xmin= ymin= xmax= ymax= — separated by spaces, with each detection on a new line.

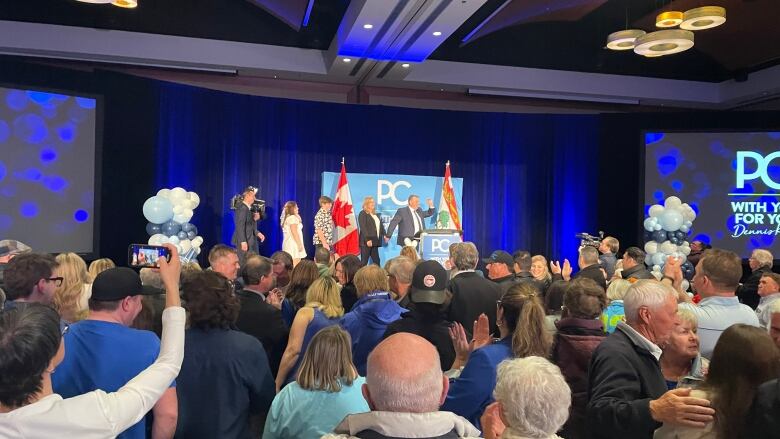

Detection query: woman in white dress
xmin=281 ymin=201 xmax=306 ymax=266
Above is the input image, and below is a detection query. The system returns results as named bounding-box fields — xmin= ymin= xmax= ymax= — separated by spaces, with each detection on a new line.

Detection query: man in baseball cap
xmin=384 ymin=260 xmax=455 ymax=370
xmin=52 ymin=249 xmax=180 ymax=439
xmin=483 ymin=250 xmax=518 ymax=293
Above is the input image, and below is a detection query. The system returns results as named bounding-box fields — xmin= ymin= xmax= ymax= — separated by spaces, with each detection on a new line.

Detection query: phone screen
xmin=128 ymin=244 xmax=171 ymax=268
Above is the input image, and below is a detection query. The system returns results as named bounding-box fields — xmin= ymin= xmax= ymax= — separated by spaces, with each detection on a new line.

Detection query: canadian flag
xmin=332 ymin=161 xmax=360 ymax=255
xmin=436 ymin=161 xmax=461 ymax=231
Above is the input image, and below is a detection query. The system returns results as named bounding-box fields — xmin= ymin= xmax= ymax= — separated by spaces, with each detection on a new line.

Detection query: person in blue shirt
xmin=276 ymin=276 xmax=344 ymax=389
xmin=442 ymin=282 xmax=551 ymax=429
xmin=175 ymin=270 xmax=274 ymax=439
xmin=602 ymin=278 xmax=630 ymax=333
xmin=340 ymin=265 xmax=406 ymax=376
xmin=264 ymin=325 xmax=369 ymax=439
xmin=52 ymin=267 xmax=177 ymax=439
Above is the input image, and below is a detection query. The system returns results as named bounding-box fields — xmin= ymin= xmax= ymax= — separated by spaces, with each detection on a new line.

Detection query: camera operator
xmin=232 ymin=186 xmax=265 ymax=263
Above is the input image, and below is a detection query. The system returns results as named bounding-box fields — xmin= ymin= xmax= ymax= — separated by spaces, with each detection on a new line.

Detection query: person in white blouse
xmin=358 ymin=196 xmax=385 ymax=266
xmin=0 ymin=244 xmax=184 ymax=439
xmin=281 ymin=201 xmax=306 ymax=267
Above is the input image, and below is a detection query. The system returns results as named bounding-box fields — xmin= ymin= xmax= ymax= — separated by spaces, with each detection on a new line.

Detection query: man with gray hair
xmin=324 ymin=333 xmax=479 ymax=438
xmin=587 ymin=280 xmax=714 ymax=439
xmin=386 ymin=256 xmax=415 ymax=308
xmin=738 ymin=248 xmax=774 ymax=309
xmin=447 ymin=242 xmax=503 ymax=337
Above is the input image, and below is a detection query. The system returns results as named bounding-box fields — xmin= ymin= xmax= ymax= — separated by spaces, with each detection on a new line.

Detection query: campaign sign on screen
xmin=644 ymin=132 xmax=780 ymax=258
xmin=321 ymin=172 xmax=463 ymax=261
xmin=420 ymin=232 xmax=463 ymax=267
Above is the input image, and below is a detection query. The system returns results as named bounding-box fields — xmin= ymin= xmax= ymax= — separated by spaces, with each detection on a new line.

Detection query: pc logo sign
xmin=736 ymin=151 xmax=780 ymax=189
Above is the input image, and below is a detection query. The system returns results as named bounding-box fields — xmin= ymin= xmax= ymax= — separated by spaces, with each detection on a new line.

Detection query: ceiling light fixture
xmin=633 ymin=29 xmax=694 ymax=57
xmin=401 ymin=63 xmax=410 ymax=68
xmin=655 ymin=11 xmax=684 ymax=28
xmin=606 ymin=29 xmax=646 ymax=50
xmin=111 ymin=0 xmax=137 ymax=7
xmin=342 ymin=58 xmax=352 ymax=63
xmin=363 ymin=24 xmax=373 ymax=29
xmin=432 ymin=31 xmax=442 ymax=36
xmin=680 ymin=6 xmax=726 ymax=31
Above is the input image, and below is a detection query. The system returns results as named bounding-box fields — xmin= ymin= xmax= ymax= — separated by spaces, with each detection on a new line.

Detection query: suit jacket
xmin=586 ymin=324 xmax=667 ymax=439
xmin=447 ymin=272 xmax=504 ymax=338
xmin=574 ymin=264 xmax=607 ymax=290
xmin=358 ymin=210 xmax=386 ymax=248
xmin=235 ymin=289 xmax=288 ymax=377
xmin=738 ymin=266 xmax=771 ymax=309
xmin=385 ymin=206 xmax=435 ymax=245
xmin=231 ymin=203 xmax=256 ymax=248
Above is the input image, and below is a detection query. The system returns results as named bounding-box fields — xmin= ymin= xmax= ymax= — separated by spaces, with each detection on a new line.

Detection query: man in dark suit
xmin=574 ymin=246 xmax=608 ymax=290
xmin=235 ymin=255 xmax=288 ymax=377
xmin=232 ymin=186 xmax=265 ymax=263
xmin=446 ymin=242 xmax=503 ymax=337
xmin=384 ymin=194 xmax=435 ymax=246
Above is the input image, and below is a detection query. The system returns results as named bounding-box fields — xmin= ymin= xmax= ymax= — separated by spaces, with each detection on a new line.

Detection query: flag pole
xmin=341 ymin=157 xmax=345 ymax=165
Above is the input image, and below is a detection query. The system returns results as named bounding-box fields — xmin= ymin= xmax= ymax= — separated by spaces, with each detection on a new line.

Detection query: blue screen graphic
xmin=0 ymin=87 xmax=97 ymax=253
xmin=645 ymin=132 xmax=780 ymax=258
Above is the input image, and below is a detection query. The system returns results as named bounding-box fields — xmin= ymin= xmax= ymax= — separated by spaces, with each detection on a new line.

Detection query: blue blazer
xmin=441 ymin=337 xmax=512 ymax=429
xmin=385 ymin=206 xmax=435 ymax=245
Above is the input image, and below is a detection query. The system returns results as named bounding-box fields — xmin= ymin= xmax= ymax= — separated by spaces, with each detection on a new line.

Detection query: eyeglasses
xmin=46 ymin=277 xmax=64 ymax=287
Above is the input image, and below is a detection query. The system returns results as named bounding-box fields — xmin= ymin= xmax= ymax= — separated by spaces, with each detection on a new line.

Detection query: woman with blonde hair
xmin=358 ymin=196 xmax=385 ymax=266
xmin=53 ymin=253 xmax=93 ymax=323
xmin=530 ymin=255 xmax=552 ymax=294
xmin=264 ymin=326 xmax=369 ymax=439
xmin=276 ymin=277 xmax=344 ymax=390
xmin=399 ymin=246 xmax=419 ymax=262
xmin=443 ymin=282 xmax=551 ymax=429
xmin=601 ymin=278 xmax=630 ymax=333
xmin=280 ymin=200 xmax=306 ymax=266
xmin=87 ymin=258 xmax=114 ymax=279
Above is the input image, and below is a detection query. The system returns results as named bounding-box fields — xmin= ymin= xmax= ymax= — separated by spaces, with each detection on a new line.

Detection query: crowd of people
xmin=0 ymin=222 xmax=779 ymax=439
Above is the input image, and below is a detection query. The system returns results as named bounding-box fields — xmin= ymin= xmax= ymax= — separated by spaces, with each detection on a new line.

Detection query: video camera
xmin=230 ymin=185 xmax=266 ymax=220
xmin=576 ymin=231 xmax=604 ymax=249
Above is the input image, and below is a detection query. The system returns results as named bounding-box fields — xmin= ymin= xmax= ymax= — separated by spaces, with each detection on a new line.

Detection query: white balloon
xmin=681 ymin=280 xmax=690 ymax=292
xmin=159 ymin=235 xmax=170 ymax=244
xmin=188 ymin=192 xmax=200 ymax=209
xmin=168 ymin=236 xmax=180 ymax=245
xmin=649 ymin=204 xmax=665 ymax=218
xmin=195 ymin=247 xmax=201 ymax=255
xmin=192 ymin=236 xmax=204 ymax=247
xmin=157 ymin=188 xmax=171 ymax=199
xmin=185 ymin=199 xmax=198 ymax=210
xmin=169 ymin=187 xmax=187 ymax=203
xmin=176 ymin=244 xmax=183 ymax=254
xmin=664 ymin=196 xmax=682 ymax=210
xmin=654 ymin=223 xmax=663 ymax=231
xmin=172 ymin=205 xmax=185 ymax=215
xmin=644 ymin=241 xmax=658 ymax=254
xmin=680 ymin=245 xmax=691 ymax=256
xmin=653 ymin=264 xmax=661 ymax=272
xmin=148 ymin=233 xmax=166 ymax=246
xmin=180 ymin=239 xmax=192 ymax=252
xmin=660 ymin=241 xmax=676 ymax=255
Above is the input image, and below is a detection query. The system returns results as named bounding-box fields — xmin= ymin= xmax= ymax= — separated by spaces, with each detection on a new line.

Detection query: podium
xmin=419 ymin=229 xmax=463 ymax=267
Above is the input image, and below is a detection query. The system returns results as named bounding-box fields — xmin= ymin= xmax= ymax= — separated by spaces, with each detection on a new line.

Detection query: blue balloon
xmin=660 ymin=209 xmax=684 ymax=231
xmin=181 ymin=222 xmax=195 ymax=233
xmin=674 ymin=231 xmax=686 ymax=240
xmin=142 ymin=196 xmax=174 ymax=224
xmin=652 ymin=230 xmax=667 ymax=243
xmin=145 ymin=222 xmax=162 ymax=236
xmin=161 ymin=220 xmax=181 ymax=237
xmin=643 ymin=217 xmax=656 ymax=232
xmin=644 ymin=231 xmax=653 ymax=242
xmin=187 ymin=230 xmax=196 ymax=240
xmin=177 ymin=231 xmax=188 ymax=240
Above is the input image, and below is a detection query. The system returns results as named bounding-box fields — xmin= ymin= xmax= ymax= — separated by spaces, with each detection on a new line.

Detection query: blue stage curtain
xmin=155 ymin=82 xmax=599 ymax=263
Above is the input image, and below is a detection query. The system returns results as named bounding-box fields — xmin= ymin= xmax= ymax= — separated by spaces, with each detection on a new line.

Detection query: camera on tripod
xmin=575 ymin=231 xmax=604 ymax=249
xmin=230 ymin=185 xmax=266 ymax=220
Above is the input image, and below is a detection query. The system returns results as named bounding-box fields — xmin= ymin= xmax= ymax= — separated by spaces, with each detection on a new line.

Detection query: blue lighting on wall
xmin=645 ymin=132 xmax=664 ymax=144
xmin=671 ymin=180 xmax=683 ymax=191
xmin=0 ymin=120 xmax=9 ymax=143
xmin=43 ymin=175 xmax=68 ymax=192
xmin=74 ymin=209 xmax=89 ymax=222
xmin=13 ymin=114 xmax=48 ymax=144
xmin=75 ymin=97 xmax=96 ymax=109
xmin=0 ymin=160 xmax=5 ymax=182
xmin=5 ymin=90 xmax=27 ymax=111
xmin=301 ymin=0 xmax=315 ymax=27
xmin=20 ymin=202 xmax=38 ymax=218
xmin=0 ymin=215 xmax=11 ymax=232
xmin=40 ymin=148 xmax=57 ymax=163
xmin=19 ymin=167 xmax=42 ymax=181
xmin=58 ymin=123 xmax=76 ymax=142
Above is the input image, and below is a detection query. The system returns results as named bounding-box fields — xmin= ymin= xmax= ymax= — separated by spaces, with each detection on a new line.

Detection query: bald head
xmin=364 ymin=333 xmax=447 ymax=413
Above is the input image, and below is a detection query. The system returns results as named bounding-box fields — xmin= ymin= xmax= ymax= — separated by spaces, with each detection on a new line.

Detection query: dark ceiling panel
xmin=245 ymin=0 xmax=312 ymax=31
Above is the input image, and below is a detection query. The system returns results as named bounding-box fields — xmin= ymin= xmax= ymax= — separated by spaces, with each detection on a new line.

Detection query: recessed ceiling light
xmin=363 ymin=24 xmax=373 ymax=29
xmin=432 ymin=31 xmax=442 ymax=36
xmin=401 ymin=63 xmax=410 ymax=68
xmin=343 ymin=58 xmax=352 ymax=63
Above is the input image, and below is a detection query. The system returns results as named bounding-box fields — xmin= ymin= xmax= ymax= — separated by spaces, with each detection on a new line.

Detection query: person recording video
xmin=232 ymin=186 xmax=265 ymax=263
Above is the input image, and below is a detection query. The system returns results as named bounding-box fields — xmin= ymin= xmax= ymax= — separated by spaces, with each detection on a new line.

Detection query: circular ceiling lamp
xmin=633 ymin=29 xmax=694 ymax=57
xmin=112 ymin=0 xmax=137 ymax=7
xmin=606 ymin=29 xmax=646 ymax=50
xmin=680 ymin=6 xmax=726 ymax=31
xmin=656 ymin=11 xmax=684 ymax=28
